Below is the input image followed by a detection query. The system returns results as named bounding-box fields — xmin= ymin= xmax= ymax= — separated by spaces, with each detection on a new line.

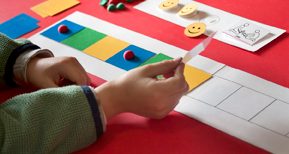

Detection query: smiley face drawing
xmin=159 ymin=0 xmax=179 ymax=10
xmin=177 ymin=3 xmax=197 ymax=16
xmin=184 ymin=22 xmax=206 ymax=37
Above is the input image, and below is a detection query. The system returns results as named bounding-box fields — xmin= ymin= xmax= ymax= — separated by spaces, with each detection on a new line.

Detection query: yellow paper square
xmin=31 ymin=1 xmax=50 ymax=18
xmin=31 ymin=0 xmax=80 ymax=17
xmin=184 ymin=64 xmax=212 ymax=91
xmin=84 ymin=36 xmax=129 ymax=61
xmin=44 ymin=0 xmax=80 ymax=16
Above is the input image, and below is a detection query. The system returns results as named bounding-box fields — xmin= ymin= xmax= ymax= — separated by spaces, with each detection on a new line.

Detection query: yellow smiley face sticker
xmin=178 ymin=3 xmax=197 ymax=16
xmin=184 ymin=22 xmax=206 ymax=37
xmin=159 ymin=0 xmax=179 ymax=10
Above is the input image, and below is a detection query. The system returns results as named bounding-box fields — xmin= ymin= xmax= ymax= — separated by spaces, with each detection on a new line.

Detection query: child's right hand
xmin=94 ymin=58 xmax=188 ymax=120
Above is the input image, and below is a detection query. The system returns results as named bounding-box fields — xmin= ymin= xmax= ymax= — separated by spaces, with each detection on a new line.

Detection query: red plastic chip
xmin=123 ymin=50 xmax=135 ymax=60
xmin=58 ymin=25 xmax=69 ymax=33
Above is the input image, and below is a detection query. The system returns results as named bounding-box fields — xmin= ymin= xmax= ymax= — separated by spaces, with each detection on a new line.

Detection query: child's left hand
xmin=26 ymin=56 xmax=91 ymax=88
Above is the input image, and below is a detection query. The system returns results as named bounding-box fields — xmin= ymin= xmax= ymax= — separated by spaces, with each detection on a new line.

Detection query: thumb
xmin=142 ymin=57 xmax=182 ymax=77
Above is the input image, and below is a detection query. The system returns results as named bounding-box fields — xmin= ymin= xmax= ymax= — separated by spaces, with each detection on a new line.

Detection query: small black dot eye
xmin=193 ymin=27 xmax=195 ymax=28
xmin=198 ymin=27 xmax=201 ymax=29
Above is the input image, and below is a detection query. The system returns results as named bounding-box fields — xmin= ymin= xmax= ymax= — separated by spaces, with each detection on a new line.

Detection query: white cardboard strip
xmin=215 ymin=66 xmax=289 ymax=103
xmin=175 ymin=96 xmax=289 ymax=154
xmin=187 ymin=76 xmax=241 ymax=106
xmin=251 ymin=100 xmax=289 ymax=135
xmin=187 ymin=55 xmax=225 ymax=74
xmin=31 ymin=11 xmax=223 ymax=74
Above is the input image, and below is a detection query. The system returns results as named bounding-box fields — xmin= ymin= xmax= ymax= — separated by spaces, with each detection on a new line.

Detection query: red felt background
xmin=1 ymin=0 xmax=288 ymax=153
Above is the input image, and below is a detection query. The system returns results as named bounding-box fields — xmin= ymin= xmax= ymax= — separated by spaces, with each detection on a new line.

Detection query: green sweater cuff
xmin=81 ymin=86 xmax=104 ymax=138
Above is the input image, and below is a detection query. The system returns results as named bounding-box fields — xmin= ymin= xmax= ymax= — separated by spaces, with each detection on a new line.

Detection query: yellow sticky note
xmin=31 ymin=1 xmax=50 ymax=18
xmin=184 ymin=64 xmax=212 ymax=91
xmin=84 ymin=36 xmax=129 ymax=61
xmin=31 ymin=0 xmax=80 ymax=17
xmin=44 ymin=0 xmax=80 ymax=16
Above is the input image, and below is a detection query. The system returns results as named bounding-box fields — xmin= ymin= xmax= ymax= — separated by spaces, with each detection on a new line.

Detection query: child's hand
xmin=26 ymin=56 xmax=91 ymax=88
xmin=94 ymin=58 xmax=188 ymax=120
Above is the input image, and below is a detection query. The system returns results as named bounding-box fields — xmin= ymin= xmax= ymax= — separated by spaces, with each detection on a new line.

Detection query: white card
xmin=134 ymin=0 xmax=286 ymax=52
xmin=224 ymin=21 xmax=270 ymax=46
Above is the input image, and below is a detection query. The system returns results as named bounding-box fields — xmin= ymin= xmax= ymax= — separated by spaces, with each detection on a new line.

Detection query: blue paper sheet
xmin=106 ymin=45 xmax=156 ymax=71
xmin=41 ymin=20 xmax=85 ymax=42
xmin=0 ymin=13 xmax=39 ymax=39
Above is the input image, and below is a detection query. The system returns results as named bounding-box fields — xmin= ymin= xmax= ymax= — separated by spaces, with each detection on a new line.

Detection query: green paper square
xmin=140 ymin=53 xmax=173 ymax=66
xmin=62 ymin=28 xmax=106 ymax=51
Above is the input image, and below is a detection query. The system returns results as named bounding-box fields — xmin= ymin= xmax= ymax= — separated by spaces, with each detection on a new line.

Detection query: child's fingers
xmin=141 ymin=58 xmax=182 ymax=77
xmin=58 ymin=57 xmax=90 ymax=85
xmin=158 ymin=62 xmax=188 ymax=94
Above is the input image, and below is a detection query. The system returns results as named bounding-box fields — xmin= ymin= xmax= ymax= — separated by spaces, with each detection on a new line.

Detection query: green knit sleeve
xmin=0 ymin=85 xmax=101 ymax=153
xmin=0 ymin=33 xmax=39 ymax=87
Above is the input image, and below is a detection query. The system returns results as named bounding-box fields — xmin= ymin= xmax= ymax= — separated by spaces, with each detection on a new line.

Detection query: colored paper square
xmin=44 ymin=0 xmax=80 ymax=16
xmin=31 ymin=1 xmax=50 ymax=18
xmin=31 ymin=0 xmax=80 ymax=17
xmin=184 ymin=64 xmax=212 ymax=91
xmin=83 ymin=36 xmax=129 ymax=61
xmin=41 ymin=20 xmax=84 ymax=42
xmin=62 ymin=28 xmax=106 ymax=51
xmin=106 ymin=45 xmax=156 ymax=71
xmin=0 ymin=13 xmax=39 ymax=39
xmin=140 ymin=53 xmax=173 ymax=66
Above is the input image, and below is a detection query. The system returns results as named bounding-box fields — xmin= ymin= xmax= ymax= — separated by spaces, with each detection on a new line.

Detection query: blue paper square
xmin=41 ymin=20 xmax=84 ymax=42
xmin=106 ymin=45 xmax=156 ymax=71
xmin=0 ymin=13 xmax=39 ymax=39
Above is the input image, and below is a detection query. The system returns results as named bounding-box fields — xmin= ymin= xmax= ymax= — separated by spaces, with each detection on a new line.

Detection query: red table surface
xmin=1 ymin=0 xmax=288 ymax=153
